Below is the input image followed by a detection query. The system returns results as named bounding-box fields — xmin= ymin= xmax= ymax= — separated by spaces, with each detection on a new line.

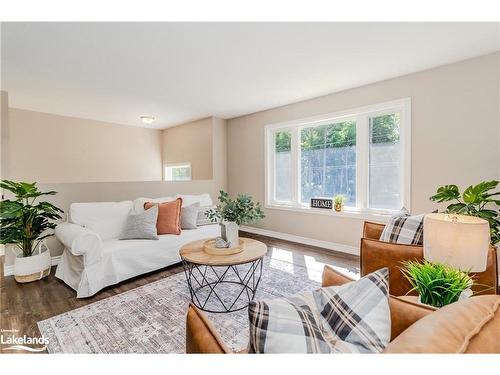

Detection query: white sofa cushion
xmin=175 ymin=193 xmax=213 ymax=207
xmin=70 ymin=201 xmax=133 ymax=240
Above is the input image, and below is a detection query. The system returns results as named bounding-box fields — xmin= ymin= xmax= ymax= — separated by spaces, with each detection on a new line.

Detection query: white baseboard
xmin=239 ymin=225 xmax=359 ymax=256
xmin=3 ymin=255 xmax=62 ymax=277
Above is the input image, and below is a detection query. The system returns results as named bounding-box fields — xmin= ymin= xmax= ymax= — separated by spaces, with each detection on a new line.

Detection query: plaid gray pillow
xmin=248 ymin=268 xmax=390 ymax=353
xmin=379 ymin=208 xmax=424 ymax=245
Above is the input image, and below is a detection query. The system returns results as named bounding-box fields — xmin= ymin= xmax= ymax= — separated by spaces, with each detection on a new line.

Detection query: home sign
xmin=310 ymin=198 xmax=333 ymax=209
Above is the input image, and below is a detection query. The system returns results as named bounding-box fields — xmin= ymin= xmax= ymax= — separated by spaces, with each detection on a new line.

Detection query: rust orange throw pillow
xmin=144 ymin=198 xmax=182 ymax=235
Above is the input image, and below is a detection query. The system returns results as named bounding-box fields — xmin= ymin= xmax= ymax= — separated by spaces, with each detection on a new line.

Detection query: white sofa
xmin=54 ymin=194 xmax=220 ymax=298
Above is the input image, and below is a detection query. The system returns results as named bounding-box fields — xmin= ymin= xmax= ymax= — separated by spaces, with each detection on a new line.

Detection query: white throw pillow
xmin=69 ymin=201 xmax=133 ymax=240
xmin=174 ymin=193 xmax=213 ymax=207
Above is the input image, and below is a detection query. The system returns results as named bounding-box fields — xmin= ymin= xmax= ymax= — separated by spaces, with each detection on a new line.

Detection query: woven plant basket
xmin=13 ymin=242 xmax=51 ymax=283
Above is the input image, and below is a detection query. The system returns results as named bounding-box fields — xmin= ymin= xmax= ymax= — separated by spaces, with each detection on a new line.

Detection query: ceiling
xmin=2 ymin=22 xmax=499 ymax=129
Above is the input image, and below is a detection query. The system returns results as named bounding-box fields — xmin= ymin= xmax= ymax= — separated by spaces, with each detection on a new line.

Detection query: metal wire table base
xmin=181 ymin=257 xmax=264 ymax=313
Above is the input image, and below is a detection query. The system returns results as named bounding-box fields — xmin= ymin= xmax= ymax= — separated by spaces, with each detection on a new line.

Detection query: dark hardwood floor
xmin=0 ymin=232 xmax=359 ymax=354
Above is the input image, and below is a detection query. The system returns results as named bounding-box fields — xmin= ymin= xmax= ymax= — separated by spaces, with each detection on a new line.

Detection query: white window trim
xmin=264 ymin=98 xmax=411 ymax=220
xmin=164 ymin=162 xmax=192 ymax=181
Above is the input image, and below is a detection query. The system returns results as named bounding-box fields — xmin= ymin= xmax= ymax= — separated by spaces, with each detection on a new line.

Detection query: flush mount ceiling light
xmin=140 ymin=116 xmax=155 ymax=125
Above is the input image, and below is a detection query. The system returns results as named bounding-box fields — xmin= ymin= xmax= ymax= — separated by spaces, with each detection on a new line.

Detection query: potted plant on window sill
xmin=0 ymin=180 xmax=63 ymax=283
xmin=207 ymin=190 xmax=265 ymax=248
xmin=333 ymin=194 xmax=346 ymax=212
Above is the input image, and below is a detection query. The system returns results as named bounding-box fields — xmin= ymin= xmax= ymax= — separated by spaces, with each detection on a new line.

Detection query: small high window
xmin=164 ymin=163 xmax=192 ymax=181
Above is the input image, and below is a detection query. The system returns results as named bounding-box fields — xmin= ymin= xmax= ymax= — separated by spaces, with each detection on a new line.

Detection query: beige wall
xmin=0 ymin=91 xmax=8 ymax=181
xmin=227 ymin=53 xmax=500 ymax=250
xmin=2 ymin=113 xmax=227 ymax=266
xmin=162 ymin=118 xmax=213 ymax=180
xmin=3 ymin=109 xmax=163 ymax=183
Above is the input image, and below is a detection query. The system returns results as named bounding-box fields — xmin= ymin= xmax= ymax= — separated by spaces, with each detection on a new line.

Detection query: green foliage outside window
xmin=275 ymin=131 xmax=291 ymax=153
xmin=370 ymin=113 xmax=400 ymax=144
xmin=274 ymin=114 xmax=399 ymax=153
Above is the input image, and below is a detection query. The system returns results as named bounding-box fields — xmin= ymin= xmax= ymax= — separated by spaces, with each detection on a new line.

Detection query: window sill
xmin=265 ymin=203 xmax=392 ymax=223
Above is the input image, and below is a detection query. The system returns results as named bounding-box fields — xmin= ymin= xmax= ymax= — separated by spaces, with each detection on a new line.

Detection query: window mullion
xmin=291 ymin=127 xmax=300 ymax=205
xmin=356 ymin=115 xmax=369 ymax=210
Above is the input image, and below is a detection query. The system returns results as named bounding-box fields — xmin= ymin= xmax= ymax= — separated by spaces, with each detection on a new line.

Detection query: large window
xmin=265 ymin=99 xmax=410 ymax=215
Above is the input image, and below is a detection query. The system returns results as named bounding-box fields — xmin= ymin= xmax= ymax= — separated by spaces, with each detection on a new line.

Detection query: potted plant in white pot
xmin=400 ymin=260 xmax=475 ymax=308
xmin=0 ymin=180 xmax=63 ymax=283
xmin=207 ymin=190 xmax=265 ymax=247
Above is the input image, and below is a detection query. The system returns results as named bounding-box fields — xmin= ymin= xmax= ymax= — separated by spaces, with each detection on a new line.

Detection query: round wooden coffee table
xmin=180 ymin=237 xmax=267 ymax=313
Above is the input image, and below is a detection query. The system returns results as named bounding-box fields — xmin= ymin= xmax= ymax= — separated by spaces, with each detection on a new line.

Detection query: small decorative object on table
xmin=203 ymin=237 xmax=244 ymax=255
xmin=333 ymin=194 xmax=346 ymax=212
xmin=207 ymin=190 xmax=265 ymax=247
xmin=214 ymin=237 xmax=230 ymax=248
xmin=0 ymin=180 xmax=63 ymax=283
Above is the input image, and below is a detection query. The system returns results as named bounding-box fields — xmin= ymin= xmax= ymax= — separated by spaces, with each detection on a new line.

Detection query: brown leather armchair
xmin=361 ymin=221 xmax=499 ymax=296
xmin=186 ymin=266 xmax=500 ymax=353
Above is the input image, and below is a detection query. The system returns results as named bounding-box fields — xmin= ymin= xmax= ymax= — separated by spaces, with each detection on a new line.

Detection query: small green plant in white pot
xmin=400 ymin=260 xmax=474 ymax=308
xmin=207 ymin=190 xmax=265 ymax=247
xmin=0 ymin=180 xmax=63 ymax=283
xmin=333 ymin=194 xmax=346 ymax=212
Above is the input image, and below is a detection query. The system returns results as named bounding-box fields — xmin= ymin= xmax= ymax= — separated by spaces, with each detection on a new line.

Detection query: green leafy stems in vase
xmin=207 ymin=190 xmax=265 ymax=247
xmin=400 ymin=260 xmax=474 ymax=308
xmin=333 ymin=194 xmax=346 ymax=212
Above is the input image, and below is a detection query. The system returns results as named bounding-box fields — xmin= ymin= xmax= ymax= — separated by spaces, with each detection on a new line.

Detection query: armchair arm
xmin=322 ymin=265 xmax=355 ymax=287
xmin=360 ymin=238 xmax=423 ymax=296
xmin=361 ymin=238 xmax=498 ymax=296
xmin=388 ymin=296 xmax=435 ymax=341
xmin=363 ymin=221 xmax=386 ymax=240
xmin=186 ymin=303 xmax=232 ymax=354
xmin=55 ymin=222 xmax=104 ymax=266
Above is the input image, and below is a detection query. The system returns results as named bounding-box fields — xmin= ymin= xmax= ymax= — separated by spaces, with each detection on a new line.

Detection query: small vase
xmin=459 ymin=288 xmax=473 ymax=300
xmin=334 ymin=203 xmax=343 ymax=212
xmin=220 ymin=221 xmax=239 ymax=248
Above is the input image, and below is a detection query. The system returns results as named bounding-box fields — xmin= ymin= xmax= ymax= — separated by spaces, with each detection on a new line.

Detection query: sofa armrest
xmin=186 ymin=303 xmax=233 ymax=354
xmin=55 ymin=222 xmax=104 ymax=266
xmin=322 ymin=265 xmax=355 ymax=287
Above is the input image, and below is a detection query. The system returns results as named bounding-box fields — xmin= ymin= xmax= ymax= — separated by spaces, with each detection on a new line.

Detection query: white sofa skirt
xmin=55 ymin=225 xmax=220 ymax=298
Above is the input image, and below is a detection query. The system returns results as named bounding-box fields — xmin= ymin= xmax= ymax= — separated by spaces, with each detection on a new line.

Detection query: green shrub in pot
xmin=400 ymin=260 xmax=473 ymax=308
xmin=207 ymin=190 xmax=265 ymax=247
xmin=0 ymin=180 xmax=63 ymax=282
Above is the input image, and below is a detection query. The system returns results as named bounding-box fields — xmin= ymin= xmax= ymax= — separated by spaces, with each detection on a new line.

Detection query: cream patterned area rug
xmin=38 ymin=250 xmax=357 ymax=353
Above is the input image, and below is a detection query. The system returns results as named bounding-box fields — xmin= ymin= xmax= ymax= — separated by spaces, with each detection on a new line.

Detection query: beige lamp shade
xmin=423 ymin=213 xmax=490 ymax=272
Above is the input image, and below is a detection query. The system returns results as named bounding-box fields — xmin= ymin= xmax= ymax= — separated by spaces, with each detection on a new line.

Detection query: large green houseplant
xmin=207 ymin=190 xmax=265 ymax=247
xmin=0 ymin=180 xmax=63 ymax=282
xmin=430 ymin=180 xmax=500 ymax=244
